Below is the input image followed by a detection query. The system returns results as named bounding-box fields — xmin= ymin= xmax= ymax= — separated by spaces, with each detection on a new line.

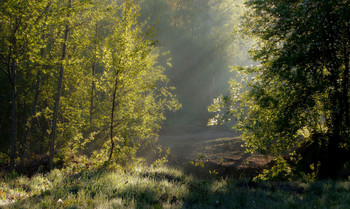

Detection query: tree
xmin=93 ymin=0 xmax=180 ymax=166
xmin=49 ymin=0 xmax=71 ymax=170
xmin=209 ymin=0 xmax=350 ymax=179
xmin=0 ymin=0 xmax=179 ymax=171
xmin=0 ymin=0 xmax=51 ymax=172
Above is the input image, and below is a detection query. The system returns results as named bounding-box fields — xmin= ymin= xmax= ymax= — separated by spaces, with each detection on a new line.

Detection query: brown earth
xmin=159 ymin=128 xmax=274 ymax=178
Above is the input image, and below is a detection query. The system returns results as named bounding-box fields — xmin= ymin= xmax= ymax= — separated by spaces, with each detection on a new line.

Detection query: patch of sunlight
xmin=205 ymin=137 xmax=241 ymax=143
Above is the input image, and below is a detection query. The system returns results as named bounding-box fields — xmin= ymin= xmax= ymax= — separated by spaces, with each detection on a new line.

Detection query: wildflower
xmin=57 ymin=199 xmax=63 ymax=204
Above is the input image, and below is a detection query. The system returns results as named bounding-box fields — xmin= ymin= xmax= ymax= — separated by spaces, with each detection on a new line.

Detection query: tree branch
xmin=0 ymin=66 xmax=9 ymax=75
xmin=33 ymin=2 xmax=53 ymax=26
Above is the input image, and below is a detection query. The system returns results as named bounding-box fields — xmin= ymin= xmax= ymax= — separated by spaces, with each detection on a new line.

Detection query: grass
xmin=1 ymin=165 xmax=350 ymax=209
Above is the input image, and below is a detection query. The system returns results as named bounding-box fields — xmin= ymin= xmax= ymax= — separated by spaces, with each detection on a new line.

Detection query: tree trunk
xmin=9 ymin=15 xmax=20 ymax=173
xmin=342 ymin=49 xmax=349 ymax=128
xmin=320 ymin=80 xmax=344 ymax=179
xmin=23 ymin=9 xmax=50 ymax=160
xmin=0 ymin=105 xmax=8 ymax=130
xmin=90 ymin=63 xmax=95 ymax=125
xmin=10 ymin=60 xmax=17 ymax=172
xmin=23 ymin=69 xmax=41 ymax=161
xmin=49 ymin=0 xmax=71 ymax=170
xmin=108 ymin=78 xmax=118 ymax=163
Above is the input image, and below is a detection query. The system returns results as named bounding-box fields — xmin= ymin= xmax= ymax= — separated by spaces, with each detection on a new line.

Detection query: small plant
xmin=254 ymin=156 xmax=292 ymax=181
xmin=151 ymin=148 xmax=170 ymax=168
xmin=209 ymin=170 xmax=219 ymax=175
xmin=0 ymin=153 xmax=9 ymax=165
xmin=0 ymin=189 xmax=6 ymax=200
xmin=189 ymin=154 xmax=205 ymax=168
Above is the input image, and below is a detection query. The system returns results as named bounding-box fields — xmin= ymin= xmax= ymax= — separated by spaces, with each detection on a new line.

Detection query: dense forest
xmin=209 ymin=0 xmax=350 ymax=179
xmin=0 ymin=0 xmax=251 ymax=172
xmin=0 ymin=0 xmax=182 ymax=172
xmin=0 ymin=0 xmax=349 ymax=208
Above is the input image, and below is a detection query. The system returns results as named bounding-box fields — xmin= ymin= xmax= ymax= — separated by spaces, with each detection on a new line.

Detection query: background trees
xmin=0 ymin=0 xmax=53 ymax=172
xmin=210 ymin=0 xmax=350 ymax=179
xmin=3 ymin=0 xmax=347 ymax=180
xmin=139 ymin=0 xmax=251 ymax=128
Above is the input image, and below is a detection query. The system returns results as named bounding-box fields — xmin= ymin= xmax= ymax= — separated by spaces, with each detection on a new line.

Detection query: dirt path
xmin=159 ymin=129 xmax=273 ymax=170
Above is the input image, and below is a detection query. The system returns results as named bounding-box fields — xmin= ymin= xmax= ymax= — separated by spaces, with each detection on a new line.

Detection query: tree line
xmin=0 ymin=0 xmax=180 ymax=172
xmin=2 ymin=0 xmax=348 ymax=180
xmin=210 ymin=0 xmax=350 ymax=179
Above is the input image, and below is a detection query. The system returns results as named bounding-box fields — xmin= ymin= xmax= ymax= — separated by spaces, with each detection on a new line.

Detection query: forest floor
xmin=2 ymin=162 xmax=350 ymax=208
xmin=1 ymin=127 xmax=350 ymax=208
xmin=158 ymin=127 xmax=274 ymax=178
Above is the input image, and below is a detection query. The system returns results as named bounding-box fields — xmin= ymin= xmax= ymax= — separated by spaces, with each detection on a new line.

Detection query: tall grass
xmin=1 ymin=166 xmax=349 ymax=208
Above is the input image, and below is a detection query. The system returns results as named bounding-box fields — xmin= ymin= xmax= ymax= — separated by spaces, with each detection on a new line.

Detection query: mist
xmin=139 ymin=0 xmax=253 ymax=132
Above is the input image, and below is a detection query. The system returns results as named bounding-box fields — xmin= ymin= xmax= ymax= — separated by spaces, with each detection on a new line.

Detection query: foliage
xmin=151 ymin=147 xmax=170 ymax=168
xmin=254 ymin=156 xmax=292 ymax=182
xmin=189 ymin=154 xmax=206 ymax=168
xmin=0 ymin=0 xmax=180 ymax=170
xmin=209 ymin=0 xmax=350 ymax=179
xmin=79 ymin=0 xmax=182 ymax=167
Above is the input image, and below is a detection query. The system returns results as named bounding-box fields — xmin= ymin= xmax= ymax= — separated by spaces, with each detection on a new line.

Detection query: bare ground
xmin=158 ymin=128 xmax=274 ymax=178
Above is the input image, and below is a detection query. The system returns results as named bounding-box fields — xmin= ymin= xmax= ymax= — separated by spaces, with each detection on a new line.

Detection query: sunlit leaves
xmin=88 ymin=0 xmax=181 ymax=165
xmin=210 ymin=0 xmax=350 ymax=174
xmin=0 ymin=0 xmax=180 ymax=167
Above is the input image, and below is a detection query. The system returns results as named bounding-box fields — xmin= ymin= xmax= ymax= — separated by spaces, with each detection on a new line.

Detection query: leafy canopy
xmin=209 ymin=0 xmax=350 ymax=178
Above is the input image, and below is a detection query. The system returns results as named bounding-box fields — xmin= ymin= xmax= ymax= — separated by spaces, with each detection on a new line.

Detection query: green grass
xmin=1 ymin=166 xmax=350 ymax=208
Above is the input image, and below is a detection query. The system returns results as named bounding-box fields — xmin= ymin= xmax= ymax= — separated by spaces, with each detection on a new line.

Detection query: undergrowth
xmin=1 ymin=166 xmax=350 ymax=208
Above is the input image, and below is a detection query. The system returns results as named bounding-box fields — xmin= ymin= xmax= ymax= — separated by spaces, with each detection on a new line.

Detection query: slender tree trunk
xmin=326 ymin=116 xmax=342 ymax=179
xmin=23 ymin=8 xmax=50 ymax=160
xmin=10 ymin=60 xmax=17 ymax=172
xmin=9 ymin=15 xmax=20 ymax=173
xmin=90 ymin=63 xmax=95 ymax=125
xmin=108 ymin=78 xmax=118 ymax=163
xmin=49 ymin=0 xmax=71 ymax=170
xmin=23 ymin=69 xmax=41 ymax=160
xmin=90 ymin=25 xmax=99 ymax=126
xmin=325 ymin=46 xmax=350 ymax=179
xmin=321 ymin=70 xmax=345 ymax=179
xmin=0 ymin=106 xmax=8 ymax=130
xmin=342 ymin=49 xmax=349 ymax=128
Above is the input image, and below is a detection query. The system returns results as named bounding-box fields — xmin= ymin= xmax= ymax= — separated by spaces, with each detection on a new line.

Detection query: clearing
xmin=158 ymin=127 xmax=274 ymax=177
